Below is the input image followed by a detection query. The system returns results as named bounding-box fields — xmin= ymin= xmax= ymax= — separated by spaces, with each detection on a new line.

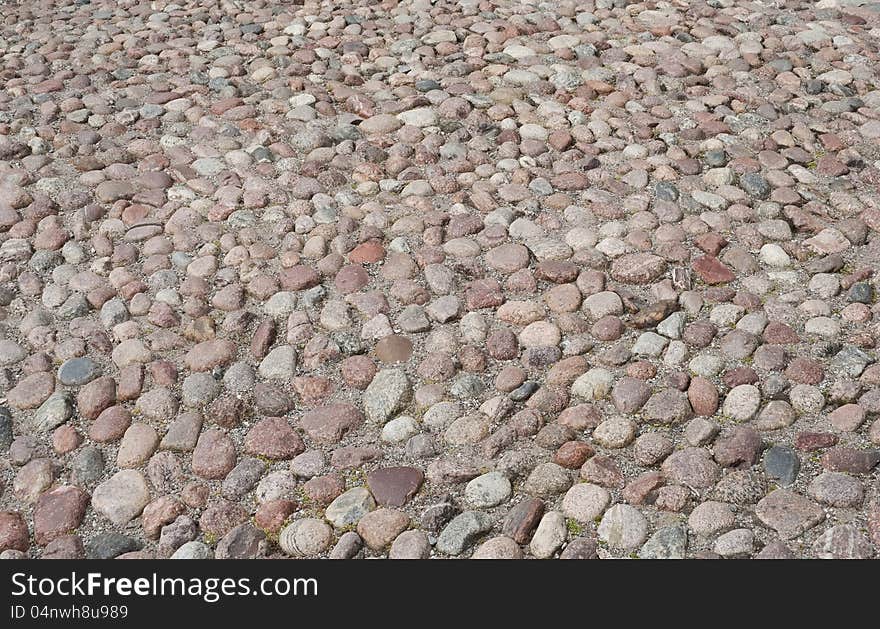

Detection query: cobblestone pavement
xmin=1 ymin=0 xmax=880 ymax=559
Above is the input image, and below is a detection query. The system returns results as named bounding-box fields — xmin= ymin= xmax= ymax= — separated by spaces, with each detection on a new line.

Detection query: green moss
xmin=566 ymin=518 xmax=584 ymax=537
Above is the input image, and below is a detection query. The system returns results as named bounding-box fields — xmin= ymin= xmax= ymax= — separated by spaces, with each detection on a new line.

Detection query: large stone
xmin=755 ymin=489 xmax=824 ymax=540
xmin=300 ymin=403 xmax=364 ymax=444
xmin=662 ymin=448 xmax=720 ymax=488
xmin=33 ymin=486 xmax=89 ymax=545
xmin=92 ymin=470 xmax=151 ymax=526
xmin=367 ymin=467 xmax=424 ymax=507
xmin=611 ymin=253 xmax=666 ymax=284
xmin=598 ymin=504 xmax=650 ymax=550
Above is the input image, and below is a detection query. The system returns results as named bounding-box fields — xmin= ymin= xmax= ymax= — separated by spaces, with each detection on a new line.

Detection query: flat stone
xmin=611 ymin=253 xmax=666 ymax=284
xmin=58 ymin=357 xmax=101 ymax=386
xmin=300 ymin=403 xmax=364 ymax=444
xmin=662 ymin=448 xmax=720 ymax=488
xmin=807 ymin=472 xmax=863 ymax=507
xmin=763 ymin=446 xmax=800 ymax=486
xmin=755 ymin=489 xmax=824 ymax=540
xmin=33 ymin=486 xmax=89 ymax=545
xmin=92 ymin=470 xmax=150 ymax=526
xmin=367 ymin=467 xmax=424 ymax=507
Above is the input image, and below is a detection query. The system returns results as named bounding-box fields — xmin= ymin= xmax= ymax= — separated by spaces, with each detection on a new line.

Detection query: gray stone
xmin=31 ymin=393 xmax=73 ymax=432
xmin=58 ymin=357 xmax=101 ymax=386
xmin=639 ymin=524 xmax=688 ymax=559
xmin=0 ymin=406 xmax=11 ymax=451
xmin=763 ymin=446 xmax=800 ymax=486
xmin=364 ymin=368 xmax=411 ymax=423
xmin=325 ymin=487 xmax=375 ymax=528
xmin=86 ymin=532 xmax=143 ymax=559
xmin=465 ymin=472 xmax=512 ymax=508
xmin=437 ymin=511 xmax=493 ymax=555
xmin=714 ymin=529 xmax=754 ymax=558
xmin=812 ymin=524 xmax=873 ymax=559
xmin=171 ymin=541 xmax=213 ymax=559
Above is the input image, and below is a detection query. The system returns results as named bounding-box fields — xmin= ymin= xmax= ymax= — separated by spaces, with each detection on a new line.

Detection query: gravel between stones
xmin=1 ymin=0 xmax=880 ymax=560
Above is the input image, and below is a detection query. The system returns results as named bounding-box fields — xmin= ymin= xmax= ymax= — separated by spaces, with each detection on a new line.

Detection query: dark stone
xmin=366 ymin=467 xmax=424 ymax=507
xmin=420 ymin=501 xmax=458 ymax=532
xmin=655 ymin=182 xmax=679 ymax=201
xmin=58 ymin=357 xmax=102 ymax=386
xmin=502 ymin=498 xmax=545 ymax=544
xmin=0 ymin=406 xmax=12 ymax=451
xmin=86 ymin=532 xmax=143 ymax=559
xmin=70 ymin=446 xmax=104 ymax=487
xmin=509 ymin=381 xmax=539 ymax=402
xmin=739 ymin=173 xmax=771 ymax=198
xmin=763 ymin=446 xmax=800 ymax=486
xmin=848 ymin=283 xmax=873 ymax=304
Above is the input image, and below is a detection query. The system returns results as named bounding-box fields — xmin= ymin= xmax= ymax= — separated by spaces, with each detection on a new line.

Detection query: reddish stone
xmin=142 ymin=496 xmax=185 ymax=540
xmin=303 ymin=474 xmax=345 ymax=506
xmin=89 ymin=406 xmax=131 ymax=442
xmin=208 ymin=395 xmax=245 ymax=429
xmin=244 ymin=417 xmax=305 ymax=460
xmin=300 ymin=403 xmax=364 ymax=444
xmin=0 ymin=511 xmax=29 ymax=552
xmin=723 ymin=367 xmax=758 ymax=387
xmin=465 ymin=278 xmax=504 ymax=309
xmin=334 ymin=264 xmax=369 ymax=294
xmin=250 ymin=319 xmax=276 ymax=359
xmin=502 ymin=498 xmax=545 ymax=544
xmin=688 ymin=377 xmax=719 ymax=416
xmin=692 ymin=255 xmax=735 ymax=284
xmin=785 ymin=357 xmax=824 ymax=385
xmin=279 ymin=265 xmax=320 ymax=290
xmin=43 ymin=535 xmax=85 ymax=559
xmin=795 ymin=432 xmax=839 ymax=452
xmin=199 ymin=500 xmax=249 ymax=538
xmin=255 ymin=500 xmax=298 ymax=533
xmin=191 ymin=430 xmax=236 ymax=480
xmin=580 ymin=455 xmax=624 ymax=488
xmin=554 ymin=441 xmax=594 ymax=469
xmin=622 ymin=471 xmax=664 ymax=505
xmin=367 ymin=467 xmax=424 ymax=507
xmin=695 ymin=233 xmax=728 ymax=256
xmin=33 ymin=486 xmax=89 ymax=545
xmin=763 ymin=322 xmax=800 ymax=344
xmin=821 ymin=448 xmax=880 ymax=474
xmin=77 ymin=376 xmax=116 ymax=420
xmin=340 ymin=355 xmax=377 ymax=389
xmin=52 ymin=425 xmax=82 ymax=454
xmin=349 ymin=240 xmax=386 ymax=264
